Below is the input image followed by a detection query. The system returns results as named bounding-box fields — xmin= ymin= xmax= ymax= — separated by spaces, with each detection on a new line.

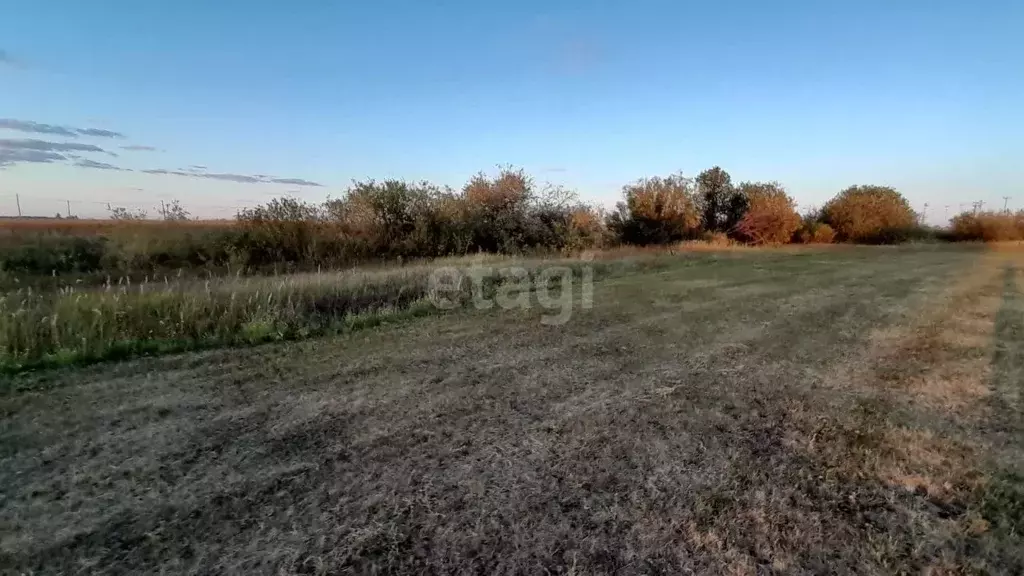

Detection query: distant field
xmin=0 ymin=216 xmax=233 ymax=227
xmin=0 ymin=217 xmax=233 ymax=236
xmin=2 ymin=246 xmax=1023 ymax=574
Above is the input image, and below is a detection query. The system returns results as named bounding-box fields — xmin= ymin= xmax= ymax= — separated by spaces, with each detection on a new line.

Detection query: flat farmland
xmin=2 ymin=246 xmax=1023 ymax=574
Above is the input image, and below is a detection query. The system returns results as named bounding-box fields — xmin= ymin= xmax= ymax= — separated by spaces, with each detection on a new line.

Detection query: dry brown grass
xmin=872 ymin=255 xmax=1004 ymax=414
xmin=0 ymin=217 xmax=233 ymax=236
xmin=2 ymin=245 xmax=1022 ymax=574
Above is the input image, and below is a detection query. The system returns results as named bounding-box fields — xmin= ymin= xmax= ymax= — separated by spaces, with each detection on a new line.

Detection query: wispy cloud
xmin=0 ymin=118 xmax=125 ymax=139
xmin=142 ymin=169 xmax=188 ymax=176
xmin=268 ymin=177 xmax=324 ymax=186
xmin=75 ymin=158 xmax=129 ymax=171
xmin=0 ymin=149 xmax=67 ymax=167
xmin=0 ymin=138 xmax=109 ymax=154
xmin=0 ymin=138 xmax=122 ymax=170
xmin=142 ymin=167 xmax=323 ymax=187
xmin=77 ymin=127 xmax=124 ymax=138
xmin=0 ymin=118 xmax=325 ymax=186
xmin=0 ymin=120 xmax=77 ymax=138
xmin=200 ymin=172 xmax=264 ymax=184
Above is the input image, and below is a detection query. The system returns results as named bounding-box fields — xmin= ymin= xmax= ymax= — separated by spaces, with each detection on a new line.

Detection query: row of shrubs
xmin=605 ymin=169 xmax=933 ymax=247
xmin=1 ymin=169 xmax=605 ymax=280
xmin=0 ymin=165 xmax=991 ymax=280
xmin=950 ymin=211 xmax=1024 ymax=242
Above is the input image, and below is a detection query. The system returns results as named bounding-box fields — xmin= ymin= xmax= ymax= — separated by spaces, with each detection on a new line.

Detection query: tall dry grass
xmin=0 ymin=254 xmax=670 ymax=372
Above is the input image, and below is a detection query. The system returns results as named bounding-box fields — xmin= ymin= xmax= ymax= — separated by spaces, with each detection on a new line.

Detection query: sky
xmin=0 ymin=0 xmax=1021 ymax=222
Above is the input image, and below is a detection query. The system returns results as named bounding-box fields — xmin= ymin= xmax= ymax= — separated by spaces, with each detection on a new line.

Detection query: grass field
xmin=2 ymin=246 xmax=1023 ymax=574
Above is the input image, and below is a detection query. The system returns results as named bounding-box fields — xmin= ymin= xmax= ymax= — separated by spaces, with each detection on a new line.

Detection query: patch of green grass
xmin=981 ymin=471 xmax=1024 ymax=533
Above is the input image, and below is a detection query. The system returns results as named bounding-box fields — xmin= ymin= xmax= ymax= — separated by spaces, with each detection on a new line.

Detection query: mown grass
xmin=6 ymin=245 xmax=1024 ymax=574
xmin=7 ymin=245 xmax=1024 ymax=575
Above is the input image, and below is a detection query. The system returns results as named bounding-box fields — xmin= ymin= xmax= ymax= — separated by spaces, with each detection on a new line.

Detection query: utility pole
xmin=160 ymin=200 xmax=166 ymax=220
xmin=15 ymin=194 xmax=21 ymax=217
xmin=1003 ymin=196 xmax=1012 ymax=213
xmin=66 ymin=200 xmax=71 ymax=218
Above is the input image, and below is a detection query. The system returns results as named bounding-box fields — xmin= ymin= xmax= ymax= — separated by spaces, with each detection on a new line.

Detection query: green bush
xmin=856 ymin=225 xmax=939 ymax=245
xmin=796 ymin=222 xmax=836 ymax=244
xmin=1 ymin=236 xmax=108 ymax=274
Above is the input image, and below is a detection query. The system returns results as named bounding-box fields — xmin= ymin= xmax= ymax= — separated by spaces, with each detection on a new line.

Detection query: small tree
xmin=822 ymin=185 xmax=916 ymax=243
xmin=108 ymin=205 xmax=147 ymax=221
xmin=235 ymin=197 xmax=325 ymax=265
xmin=734 ymin=182 xmax=801 ymax=245
xmin=464 ymin=166 xmax=533 ymax=210
xmin=162 ymin=200 xmax=192 ymax=221
xmin=607 ymin=173 xmax=701 ymax=245
xmin=696 ymin=166 xmax=747 ymax=234
xmin=329 ymin=179 xmax=439 ymax=256
xmin=461 ymin=166 xmax=535 ymax=253
xmin=565 ymin=205 xmax=607 ymax=251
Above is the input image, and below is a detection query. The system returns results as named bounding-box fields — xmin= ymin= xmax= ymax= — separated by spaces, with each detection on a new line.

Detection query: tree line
xmin=3 ymin=165 xmax=1008 ymax=280
xmin=227 ymin=165 xmax=939 ymax=269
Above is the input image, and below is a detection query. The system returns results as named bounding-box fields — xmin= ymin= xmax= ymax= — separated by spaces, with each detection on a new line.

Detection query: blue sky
xmin=1 ymin=0 xmax=1021 ymax=221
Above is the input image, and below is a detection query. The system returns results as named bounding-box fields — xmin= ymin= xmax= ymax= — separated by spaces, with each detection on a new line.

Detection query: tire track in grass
xmin=626 ymin=250 xmax=986 ymax=574
xmin=975 ymin=260 xmax=1024 ymax=571
xmin=790 ymin=251 xmax=1023 ymax=573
